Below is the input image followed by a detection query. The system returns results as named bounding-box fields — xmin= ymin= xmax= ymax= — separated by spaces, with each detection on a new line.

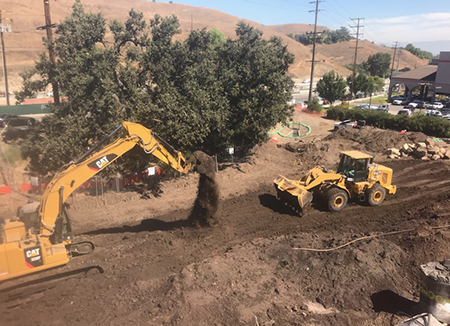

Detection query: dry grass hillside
xmin=267 ymin=23 xmax=330 ymax=35
xmin=314 ymin=39 xmax=429 ymax=71
xmin=2 ymin=0 xmax=426 ymax=90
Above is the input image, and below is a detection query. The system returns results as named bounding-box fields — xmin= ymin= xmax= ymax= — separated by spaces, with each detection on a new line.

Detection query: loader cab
xmin=337 ymin=151 xmax=373 ymax=182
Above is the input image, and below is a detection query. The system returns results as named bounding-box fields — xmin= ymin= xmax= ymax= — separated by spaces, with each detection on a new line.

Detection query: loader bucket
xmin=274 ymin=176 xmax=313 ymax=215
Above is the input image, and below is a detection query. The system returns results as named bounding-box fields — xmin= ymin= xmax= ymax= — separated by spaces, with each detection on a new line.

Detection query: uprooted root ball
xmin=187 ymin=151 xmax=219 ymax=226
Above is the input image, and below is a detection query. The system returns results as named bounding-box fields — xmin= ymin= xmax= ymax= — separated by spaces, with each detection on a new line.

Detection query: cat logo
xmin=87 ymin=154 xmax=118 ymax=171
xmin=26 ymin=248 xmax=40 ymax=258
xmin=24 ymin=246 xmax=43 ymax=268
xmin=96 ymin=156 xmax=109 ymax=169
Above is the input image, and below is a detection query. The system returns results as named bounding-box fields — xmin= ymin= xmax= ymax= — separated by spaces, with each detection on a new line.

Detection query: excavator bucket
xmin=274 ymin=176 xmax=313 ymax=215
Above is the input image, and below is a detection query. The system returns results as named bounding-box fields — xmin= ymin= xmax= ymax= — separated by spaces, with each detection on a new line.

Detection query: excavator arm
xmin=38 ymin=121 xmax=191 ymax=239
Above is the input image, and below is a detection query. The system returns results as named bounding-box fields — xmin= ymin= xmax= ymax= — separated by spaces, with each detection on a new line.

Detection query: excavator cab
xmin=337 ymin=151 xmax=373 ymax=183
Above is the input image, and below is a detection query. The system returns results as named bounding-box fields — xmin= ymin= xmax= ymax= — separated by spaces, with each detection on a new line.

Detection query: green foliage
xmin=18 ymin=3 xmax=294 ymax=175
xmin=326 ymin=107 xmax=450 ymax=138
xmin=366 ymin=52 xmax=391 ymax=77
xmin=316 ymin=71 xmax=346 ymax=104
xmin=294 ymin=26 xmax=351 ymax=45
xmin=404 ymin=44 xmax=433 ymax=61
xmin=209 ymin=28 xmax=226 ymax=47
xmin=347 ymin=73 xmax=369 ymax=96
xmin=307 ymin=96 xmax=323 ymax=112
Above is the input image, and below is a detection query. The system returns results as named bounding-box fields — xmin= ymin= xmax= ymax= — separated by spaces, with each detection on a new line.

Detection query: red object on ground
xmin=20 ymin=183 xmax=32 ymax=193
xmin=0 ymin=185 xmax=11 ymax=195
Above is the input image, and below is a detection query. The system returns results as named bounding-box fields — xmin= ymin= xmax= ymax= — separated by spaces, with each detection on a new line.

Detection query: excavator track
xmin=0 ymin=265 xmax=104 ymax=308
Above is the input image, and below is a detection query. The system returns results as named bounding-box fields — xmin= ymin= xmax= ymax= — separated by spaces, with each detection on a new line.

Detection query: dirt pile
xmin=325 ymin=127 xmax=429 ymax=153
xmin=187 ymin=151 xmax=219 ymax=226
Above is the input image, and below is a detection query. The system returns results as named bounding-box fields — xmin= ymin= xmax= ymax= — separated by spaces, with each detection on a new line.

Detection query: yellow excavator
xmin=274 ymin=150 xmax=396 ymax=215
xmin=0 ymin=121 xmax=191 ymax=282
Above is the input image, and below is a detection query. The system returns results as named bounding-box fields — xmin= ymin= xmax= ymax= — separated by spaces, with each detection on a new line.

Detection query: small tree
xmin=307 ymin=96 xmax=323 ymax=112
xmin=366 ymin=52 xmax=391 ymax=77
xmin=316 ymin=70 xmax=346 ymax=104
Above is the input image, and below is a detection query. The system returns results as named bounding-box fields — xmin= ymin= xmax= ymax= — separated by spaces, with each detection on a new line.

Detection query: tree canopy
xmin=294 ymin=26 xmax=351 ymax=46
xmin=316 ymin=71 xmax=346 ymax=104
xmin=365 ymin=52 xmax=391 ymax=78
xmin=16 ymin=1 xmax=294 ymax=176
xmin=404 ymin=44 xmax=433 ymax=61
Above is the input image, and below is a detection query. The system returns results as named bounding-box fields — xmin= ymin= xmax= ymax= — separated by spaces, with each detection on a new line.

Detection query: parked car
xmin=397 ymin=108 xmax=412 ymax=116
xmin=408 ymin=102 xmax=419 ymax=108
xmin=430 ymin=102 xmax=444 ymax=109
xmin=334 ymin=120 xmax=357 ymax=131
xmin=302 ymin=79 xmax=311 ymax=84
xmin=393 ymin=98 xmax=409 ymax=105
xmin=0 ymin=114 xmax=36 ymax=128
xmin=377 ymin=104 xmax=389 ymax=112
xmin=425 ymin=109 xmax=443 ymax=117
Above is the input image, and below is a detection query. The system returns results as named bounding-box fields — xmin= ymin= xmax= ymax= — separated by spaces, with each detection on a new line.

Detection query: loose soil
xmin=1 ymin=113 xmax=450 ymax=326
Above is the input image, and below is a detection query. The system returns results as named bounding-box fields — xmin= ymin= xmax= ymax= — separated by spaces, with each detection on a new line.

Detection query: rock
xmin=425 ymin=138 xmax=435 ymax=148
xmin=431 ymin=154 xmax=441 ymax=161
xmin=440 ymin=147 xmax=447 ymax=155
xmin=401 ymin=152 xmax=409 ymax=158
xmin=402 ymin=143 xmax=410 ymax=152
xmin=421 ymin=156 xmax=430 ymax=161
xmin=388 ymin=154 xmax=399 ymax=159
xmin=413 ymin=146 xmax=427 ymax=158
xmin=385 ymin=148 xmax=400 ymax=156
xmin=408 ymin=143 xmax=416 ymax=149
xmin=444 ymin=153 xmax=450 ymax=160
xmin=428 ymin=147 xmax=439 ymax=155
xmin=417 ymin=142 xmax=426 ymax=148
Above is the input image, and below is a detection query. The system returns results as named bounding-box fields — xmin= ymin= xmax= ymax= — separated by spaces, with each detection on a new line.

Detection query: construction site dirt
xmin=1 ymin=113 xmax=450 ymax=326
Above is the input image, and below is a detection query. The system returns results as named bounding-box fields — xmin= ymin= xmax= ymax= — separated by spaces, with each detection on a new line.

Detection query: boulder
xmin=428 ymin=147 xmax=439 ymax=155
xmin=413 ymin=146 xmax=428 ymax=158
xmin=417 ymin=142 xmax=427 ymax=148
xmin=431 ymin=154 xmax=441 ymax=161
xmin=421 ymin=156 xmax=430 ymax=161
xmin=425 ymin=138 xmax=435 ymax=148
xmin=440 ymin=147 xmax=447 ymax=155
xmin=388 ymin=154 xmax=399 ymax=159
xmin=385 ymin=148 xmax=400 ymax=156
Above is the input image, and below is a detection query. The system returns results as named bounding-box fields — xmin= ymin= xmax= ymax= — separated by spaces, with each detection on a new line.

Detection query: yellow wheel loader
xmin=0 ymin=122 xmax=192 ymax=282
xmin=274 ymin=150 xmax=396 ymax=215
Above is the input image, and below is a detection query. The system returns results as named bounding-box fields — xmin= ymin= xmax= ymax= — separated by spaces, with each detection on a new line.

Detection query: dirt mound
xmin=325 ymin=127 xmax=428 ymax=154
xmin=187 ymin=151 xmax=219 ymax=226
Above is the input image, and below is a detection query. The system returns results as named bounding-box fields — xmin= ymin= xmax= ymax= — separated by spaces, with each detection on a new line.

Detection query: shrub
xmin=326 ymin=107 xmax=450 ymax=138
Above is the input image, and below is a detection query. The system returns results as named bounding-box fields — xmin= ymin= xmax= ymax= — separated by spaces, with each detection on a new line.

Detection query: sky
xmin=156 ymin=0 xmax=450 ymax=54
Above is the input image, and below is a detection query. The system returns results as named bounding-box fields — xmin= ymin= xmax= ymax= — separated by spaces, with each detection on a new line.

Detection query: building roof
xmin=392 ymin=65 xmax=437 ymax=82
xmin=341 ymin=151 xmax=373 ymax=159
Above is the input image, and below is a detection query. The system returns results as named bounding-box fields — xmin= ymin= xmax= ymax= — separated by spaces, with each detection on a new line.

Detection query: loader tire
xmin=326 ymin=188 xmax=348 ymax=212
xmin=367 ymin=184 xmax=386 ymax=206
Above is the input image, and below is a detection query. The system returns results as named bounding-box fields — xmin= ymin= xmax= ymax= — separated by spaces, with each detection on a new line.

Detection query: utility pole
xmin=307 ymin=0 xmax=322 ymax=104
xmin=39 ymin=0 xmax=60 ymax=104
xmin=349 ymin=18 xmax=364 ymax=100
xmin=396 ymin=49 xmax=402 ymax=72
xmin=0 ymin=10 xmax=11 ymax=106
xmin=390 ymin=41 xmax=398 ymax=78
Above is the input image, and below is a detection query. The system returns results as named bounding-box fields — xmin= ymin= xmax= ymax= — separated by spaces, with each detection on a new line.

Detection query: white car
xmin=425 ymin=109 xmax=443 ymax=117
xmin=408 ymin=102 xmax=419 ymax=108
xmin=393 ymin=98 xmax=408 ymax=105
xmin=430 ymin=102 xmax=444 ymax=109
xmin=397 ymin=108 xmax=412 ymax=116
xmin=302 ymin=79 xmax=311 ymax=84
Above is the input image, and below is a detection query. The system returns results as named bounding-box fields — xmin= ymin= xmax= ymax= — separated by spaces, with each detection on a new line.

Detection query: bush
xmin=326 ymin=107 xmax=450 ymax=138
xmin=308 ymin=96 xmax=323 ymax=112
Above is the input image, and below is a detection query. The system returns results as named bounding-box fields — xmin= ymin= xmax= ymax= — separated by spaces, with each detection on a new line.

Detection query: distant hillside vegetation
xmin=2 ymin=0 xmax=428 ymax=90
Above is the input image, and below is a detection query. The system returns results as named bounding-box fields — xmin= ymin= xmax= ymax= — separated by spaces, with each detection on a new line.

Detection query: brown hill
xmin=267 ymin=23 xmax=330 ymax=35
xmin=314 ymin=39 xmax=429 ymax=71
xmin=1 ymin=0 xmax=426 ymax=91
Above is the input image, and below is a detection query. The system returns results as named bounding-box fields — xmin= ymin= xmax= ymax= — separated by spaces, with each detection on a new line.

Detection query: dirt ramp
xmin=188 ymin=151 xmax=219 ymax=226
